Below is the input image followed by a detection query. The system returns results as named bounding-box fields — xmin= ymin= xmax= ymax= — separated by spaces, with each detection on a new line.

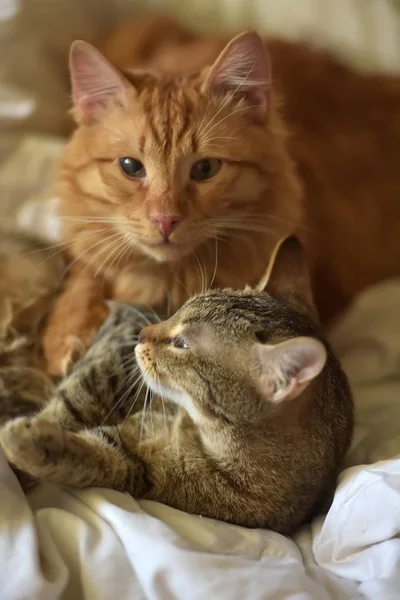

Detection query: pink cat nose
xmin=150 ymin=214 xmax=182 ymax=239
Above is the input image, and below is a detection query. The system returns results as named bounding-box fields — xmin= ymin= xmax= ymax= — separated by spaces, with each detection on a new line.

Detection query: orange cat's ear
xmin=256 ymin=235 xmax=317 ymax=319
xmin=205 ymin=31 xmax=271 ymax=121
xmin=253 ymin=337 xmax=327 ymax=402
xmin=69 ymin=40 xmax=128 ymax=124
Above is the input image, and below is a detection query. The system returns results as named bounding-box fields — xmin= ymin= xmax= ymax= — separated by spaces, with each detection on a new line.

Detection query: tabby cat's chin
xmin=135 ymin=345 xmax=184 ymax=405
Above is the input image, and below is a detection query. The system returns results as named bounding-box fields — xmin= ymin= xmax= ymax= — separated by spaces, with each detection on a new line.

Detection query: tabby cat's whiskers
xmin=113 ymin=375 xmax=146 ymax=439
xmin=139 ymin=385 xmax=151 ymax=442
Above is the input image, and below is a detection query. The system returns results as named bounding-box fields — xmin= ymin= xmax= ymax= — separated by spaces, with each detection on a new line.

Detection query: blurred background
xmin=0 ymin=0 xmax=399 ymax=237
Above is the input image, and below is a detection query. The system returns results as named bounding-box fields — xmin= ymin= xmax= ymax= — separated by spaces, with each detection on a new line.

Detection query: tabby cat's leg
xmin=0 ymin=415 xmax=147 ymax=491
xmin=36 ymin=358 xmax=143 ymax=431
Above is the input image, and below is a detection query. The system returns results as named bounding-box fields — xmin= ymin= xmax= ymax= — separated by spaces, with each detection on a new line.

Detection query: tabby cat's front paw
xmin=0 ymin=417 xmax=62 ymax=480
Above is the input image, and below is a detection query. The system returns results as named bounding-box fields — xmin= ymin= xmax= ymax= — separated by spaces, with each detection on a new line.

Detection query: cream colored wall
xmin=136 ymin=0 xmax=400 ymax=73
xmin=0 ymin=0 xmax=398 ymax=140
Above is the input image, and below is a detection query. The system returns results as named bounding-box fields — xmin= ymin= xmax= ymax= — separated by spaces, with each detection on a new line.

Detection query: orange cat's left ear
xmin=69 ymin=40 xmax=128 ymax=124
xmin=205 ymin=31 xmax=271 ymax=122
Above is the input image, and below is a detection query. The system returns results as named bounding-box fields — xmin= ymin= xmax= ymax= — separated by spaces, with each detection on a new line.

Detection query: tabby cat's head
xmin=63 ymin=31 xmax=298 ymax=263
xmin=135 ymin=236 xmax=328 ymax=426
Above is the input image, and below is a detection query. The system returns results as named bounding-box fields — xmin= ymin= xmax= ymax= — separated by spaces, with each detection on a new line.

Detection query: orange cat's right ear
xmin=204 ymin=31 xmax=271 ymax=122
xmin=256 ymin=235 xmax=317 ymax=319
xmin=69 ymin=40 xmax=128 ymax=124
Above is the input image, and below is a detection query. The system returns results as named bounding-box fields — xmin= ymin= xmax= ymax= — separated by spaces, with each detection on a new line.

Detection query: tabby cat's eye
xmin=190 ymin=158 xmax=221 ymax=182
xmin=170 ymin=336 xmax=189 ymax=350
xmin=119 ymin=157 xmax=146 ymax=179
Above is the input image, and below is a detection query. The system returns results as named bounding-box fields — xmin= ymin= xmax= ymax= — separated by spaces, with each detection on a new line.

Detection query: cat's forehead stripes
xmin=180 ymin=292 xmax=272 ymax=326
xmin=137 ymin=78 xmax=202 ymax=154
xmin=179 ymin=291 xmax=319 ymax=338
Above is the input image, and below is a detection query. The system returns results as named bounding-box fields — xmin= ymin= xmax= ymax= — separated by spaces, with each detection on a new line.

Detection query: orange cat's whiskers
xmin=193 ymin=251 xmax=207 ymax=292
xmin=202 ymin=135 xmax=247 ymax=147
xmin=121 ymin=230 xmax=140 ymax=249
xmin=201 ymin=104 xmax=260 ymax=141
xmin=35 ymin=228 xmax=112 ymax=274
xmin=108 ymin=238 xmax=133 ymax=276
xmin=30 ymin=241 xmax=73 ymax=265
xmin=25 ymin=239 xmax=71 ymax=256
xmin=61 ymin=216 xmax=126 ymax=224
xmin=32 ymin=228 xmax=109 ymax=267
xmin=65 ymin=230 xmax=122 ymax=281
xmin=172 ymin=274 xmax=191 ymax=299
xmin=210 ymin=237 xmax=219 ymax=288
xmin=212 ymin=213 xmax=318 ymax=235
xmin=195 ymin=98 xmax=212 ymax=141
xmin=187 ymin=223 xmax=234 ymax=249
xmin=62 ymin=231 xmax=124 ymax=310
xmin=93 ymin=234 xmax=128 ymax=278
xmin=208 ymin=216 xmax=279 ymax=237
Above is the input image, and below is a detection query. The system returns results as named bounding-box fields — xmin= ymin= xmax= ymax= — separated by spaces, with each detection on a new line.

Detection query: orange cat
xmin=44 ymin=16 xmax=400 ymax=376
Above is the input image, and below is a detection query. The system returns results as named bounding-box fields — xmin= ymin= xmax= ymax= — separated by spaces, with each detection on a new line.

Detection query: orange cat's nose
xmin=150 ymin=213 xmax=182 ymax=240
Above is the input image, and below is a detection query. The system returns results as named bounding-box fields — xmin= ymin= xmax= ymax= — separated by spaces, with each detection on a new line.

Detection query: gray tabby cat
xmin=0 ymin=236 xmax=353 ymax=534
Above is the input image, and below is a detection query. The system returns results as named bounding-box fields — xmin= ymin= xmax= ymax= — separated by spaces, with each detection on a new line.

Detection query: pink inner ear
xmin=206 ymin=32 xmax=271 ymax=119
xmin=69 ymin=40 xmax=126 ymax=123
xmin=254 ymin=337 xmax=327 ymax=402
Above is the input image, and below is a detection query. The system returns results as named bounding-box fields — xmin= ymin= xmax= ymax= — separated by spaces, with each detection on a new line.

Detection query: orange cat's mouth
xmin=140 ymin=237 xmax=193 ymax=262
xmin=150 ymin=239 xmax=175 ymax=248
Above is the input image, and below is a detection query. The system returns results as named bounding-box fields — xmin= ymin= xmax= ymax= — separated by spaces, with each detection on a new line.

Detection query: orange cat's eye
xmin=190 ymin=158 xmax=221 ymax=182
xmin=119 ymin=157 xmax=146 ymax=179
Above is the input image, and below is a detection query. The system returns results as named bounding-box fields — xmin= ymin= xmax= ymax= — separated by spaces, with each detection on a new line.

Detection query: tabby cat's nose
xmin=150 ymin=213 xmax=182 ymax=239
xmin=138 ymin=325 xmax=158 ymax=344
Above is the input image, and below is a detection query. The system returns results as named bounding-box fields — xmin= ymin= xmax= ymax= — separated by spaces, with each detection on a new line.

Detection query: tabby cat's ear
xmin=69 ymin=40 xmax=128 ymax=124
xmin=205 ymin=31 xmax=270 ymax=121
xmin=253 ymin=337 xmax=327 ymax=402
xmin=256 ymin=235 xmax=317 ymax=318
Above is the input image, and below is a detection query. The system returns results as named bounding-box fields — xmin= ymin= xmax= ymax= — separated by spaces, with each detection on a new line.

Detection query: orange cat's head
xmin=60 ymin=32 xmax=300 ymax=266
